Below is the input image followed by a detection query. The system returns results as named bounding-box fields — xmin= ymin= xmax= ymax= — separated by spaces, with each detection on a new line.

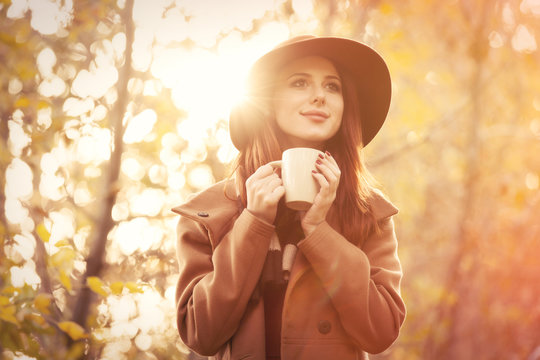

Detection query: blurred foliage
xmin=1 ymin=0 xmax=539 ymax=359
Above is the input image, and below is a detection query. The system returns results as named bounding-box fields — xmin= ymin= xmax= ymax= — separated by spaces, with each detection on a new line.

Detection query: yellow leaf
xmin=58 ymin=321 xmax=88 ymax=340
xmin=125 ymin=282 xmax=143 ymax=294
xmin=16 ymin=60 xmax=36 ymax=80
xmin=2 ymin=286 xmax=18 ymax=296
xmin=36 ymin=223 xmax=50 ymax=243
xmin=0 ymin=305 xmax=19 ymax=325
xmin=60 ymin=270 xmax=72 ymax=292
xmin=14 ymin=97 xmax=30 ymax=108
xmin=26 ymin=313 xmax=48 ymax=328
xmin=87 ymin=277 xmax=108 ymax=297
xmin=515 ymin=190 xmax=526 ymax=207
xmin=50 ymin=247 xmax=76 ymax=268
xmin=0 ymin=296 xmax=10 ymax=306
xmin=37 ymin=100 xmax=50 ymax=109
xmin=390 ymin=30 xmax=404 ymax=41
xmin=110 ymin=281 xmax=124 ymax=295
xmin=67 ymin=342 xmax=86 ymax=360
xmin=380 ymin=3 xmax=393 ymax=14
xmin=86 ymin=313 xmax=98 ymax=328
xmin=54 ymin=239 xmax=70 ymax=247
xmin=34 ymin=293 xmax=52 ymax=315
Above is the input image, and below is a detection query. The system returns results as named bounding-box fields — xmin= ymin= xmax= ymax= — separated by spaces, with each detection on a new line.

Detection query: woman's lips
xmin=301 ymin=110 xmax=329 ymax=122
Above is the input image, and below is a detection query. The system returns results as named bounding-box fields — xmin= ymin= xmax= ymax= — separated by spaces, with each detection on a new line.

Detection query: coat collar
xmin=369 ymin=188 xmax=399 ymax=220
xmin=171 ymin=179 xmax=398 ymax=247
xmin=171 ymin=179 xmax=242 ymax=249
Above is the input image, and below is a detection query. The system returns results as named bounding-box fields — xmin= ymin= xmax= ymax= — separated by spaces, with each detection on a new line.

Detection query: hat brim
xmin=231 ymin=36 xmax=391 ymax=150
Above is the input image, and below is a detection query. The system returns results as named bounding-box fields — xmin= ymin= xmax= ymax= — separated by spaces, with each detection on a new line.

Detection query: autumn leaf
xmin=15 ymin=60 xmax=36 ymax=80
xmin=14 ymin=96 xmax=30 ymax=108
xmin=1 ymin=286 xmax=18 ymax=296
xmin=66 ymin=342 xmax=86 ymax=360
xmin=37 ymin=100 xmax=50 ymax=109
xmin=380 ymin=3 xmax=393 ymax=14
xmin=33 ymin=293 xmax=52 ymax=315
xmin=25 ymin=313 xmax=48 ymax=328
xmin=87 ymin=276 xmax=108 ymax=297
xmin=36 ymin=223 xmax=50 ymax=243
xmin=60 ymin=270 xmax=72 ymax=292
xmin=50 ymin=247 xmax=76 ymax=269
xmin=125 ymin=282 xmax=144 ymax=294
xmin=54 ymin=239 xmax=70 ymax=248
xmin=0 ymin=304 xmax=19 ymax=326
xmin=58 ymin=321 xmax=88 ymax=340
xmin=110 ymin=281 xmax=124 ymax=295
xmin=514 ymin=190 xmax=526 ymax=208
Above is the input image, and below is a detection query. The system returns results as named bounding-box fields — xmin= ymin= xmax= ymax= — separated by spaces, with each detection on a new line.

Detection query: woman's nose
xmin=310 ymin=87 xmax=326 ymax=105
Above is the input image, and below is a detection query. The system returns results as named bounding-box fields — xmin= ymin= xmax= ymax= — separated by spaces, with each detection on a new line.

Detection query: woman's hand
xmin=300 ymin=151 xmax=341 ymax=236
xmin=246 ymin=164 xmax=285 ymax=224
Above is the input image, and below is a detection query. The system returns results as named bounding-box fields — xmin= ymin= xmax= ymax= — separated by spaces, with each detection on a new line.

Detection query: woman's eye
xmin=326 ymin=82 xmax=341 ymax=92
xmin=291 ymin=79 xmax=308 ymax=87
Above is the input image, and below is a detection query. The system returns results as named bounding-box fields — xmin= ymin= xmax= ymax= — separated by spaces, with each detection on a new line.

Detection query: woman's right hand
xmin=246 ymin=164 xmax=285 ymax=224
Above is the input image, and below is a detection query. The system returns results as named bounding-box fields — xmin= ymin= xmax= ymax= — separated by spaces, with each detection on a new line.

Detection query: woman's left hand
xmin=300 ymin=151 xmax=341 ymax=236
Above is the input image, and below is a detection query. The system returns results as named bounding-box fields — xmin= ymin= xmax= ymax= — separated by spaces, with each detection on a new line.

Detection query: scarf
xmin=252 ymin=202 xmax=304 ymax=300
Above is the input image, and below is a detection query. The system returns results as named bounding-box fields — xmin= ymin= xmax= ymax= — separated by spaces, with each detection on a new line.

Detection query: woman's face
xmin=272 ymin=56 xmax=344 ymax=150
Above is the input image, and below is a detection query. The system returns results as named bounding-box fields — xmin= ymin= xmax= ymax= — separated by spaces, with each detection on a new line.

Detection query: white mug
xmin=269 ymin=147 xmax=323 ymax=211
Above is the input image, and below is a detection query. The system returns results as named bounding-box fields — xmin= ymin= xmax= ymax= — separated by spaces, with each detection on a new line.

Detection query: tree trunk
xmin=424 ymin=1 xmax=492 ymax=358
xmin=71 ymin=0 xmax=135 ymax=331
xmin=0 ymin=113 xmax=8 ymax=261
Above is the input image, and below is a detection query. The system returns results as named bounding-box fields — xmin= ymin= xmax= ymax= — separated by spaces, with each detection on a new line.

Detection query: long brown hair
xmin=231 ymin=64 xmax=380 ymax=243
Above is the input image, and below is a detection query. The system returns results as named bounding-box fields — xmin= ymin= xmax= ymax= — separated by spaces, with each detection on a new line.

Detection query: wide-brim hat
xmin=229 ymin=35 xmax=391 ymax=150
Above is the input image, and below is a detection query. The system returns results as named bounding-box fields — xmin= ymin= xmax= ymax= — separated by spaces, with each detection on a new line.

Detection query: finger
xmin=311 ymin=170 xmax=330 ymax=191
xmin=319 ymin=152 xmax=340 ymax=176
xmin=268 ymin=185 xmax=285 ymax=202
xmin=312 ymin=170 xmax=339 ymax=201
xmin=315 ymin=161 xmax=339 ymax=187
xmin=252 ymin=164 xmax=274 ymax=180
xmin=264 ymin=174 xmax=283 ymax=191
xmin=247 ymin=166 xmax=279 ymax=191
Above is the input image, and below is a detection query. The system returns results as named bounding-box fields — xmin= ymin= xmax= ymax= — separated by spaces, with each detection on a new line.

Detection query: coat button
xmin=318 ymin=320 xmax=331 ymax=334
xmin=197 ymin=211 xmax=209 ymax=217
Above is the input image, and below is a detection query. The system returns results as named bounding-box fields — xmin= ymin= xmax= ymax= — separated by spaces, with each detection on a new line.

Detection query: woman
xmin=172 ymin=35 xmax=406 ymax=360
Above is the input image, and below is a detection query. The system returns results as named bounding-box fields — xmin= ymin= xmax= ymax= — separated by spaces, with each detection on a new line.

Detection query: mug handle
xmin=268 ymin=160 xmax=282 ymax=169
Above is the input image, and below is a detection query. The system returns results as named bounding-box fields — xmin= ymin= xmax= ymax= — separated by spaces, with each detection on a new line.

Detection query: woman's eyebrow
xmin=286 ymin=72 xmax=311 ymax=80
xmin=286 ymin=73 xmax=342 ymax=81
xmin=326 ymin=75 xmax=342 ymax=82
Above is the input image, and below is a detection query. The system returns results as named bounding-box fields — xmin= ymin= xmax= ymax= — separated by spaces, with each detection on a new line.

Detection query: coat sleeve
xmin=297 ymin=216 xmax=406 ymax=354
xmin=175 ymin=209 xmax=274 ymax=356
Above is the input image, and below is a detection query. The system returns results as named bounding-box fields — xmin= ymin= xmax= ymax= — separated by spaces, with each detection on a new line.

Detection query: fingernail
xmin=312 ymin=170 xmax=317 ymax=174
xmin=325 ymin=150 xmax=331 ymax=157
xmin=318 ymin=153 xmax=324 ymax=159
xmin=316 ymin=159 xmax=322 ymax=165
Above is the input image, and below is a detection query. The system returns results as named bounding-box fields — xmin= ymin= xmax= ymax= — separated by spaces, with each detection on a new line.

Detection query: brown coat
xmin=172 ymin=180 xmax=405 ymax=360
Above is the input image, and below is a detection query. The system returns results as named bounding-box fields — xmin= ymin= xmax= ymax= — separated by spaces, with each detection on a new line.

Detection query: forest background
xmin=1 ymin=0 xmax=539 ymax=359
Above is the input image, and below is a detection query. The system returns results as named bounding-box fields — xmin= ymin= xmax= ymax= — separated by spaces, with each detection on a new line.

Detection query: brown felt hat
xmin=229 ymin=35 xmax=392 ymax=150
